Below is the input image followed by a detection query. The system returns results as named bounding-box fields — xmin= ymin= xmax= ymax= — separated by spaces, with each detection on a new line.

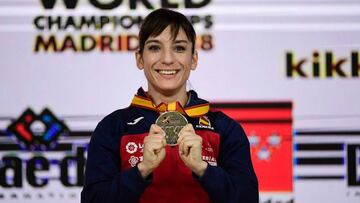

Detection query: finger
xmin=147 ymin=142 xmax=165 ymax=154
xmin=162 ymin=135 xmax=167 ymax=147
xmin=182 ymin=136 xmax=203 ymax=155
xmin=144 ymin=135 xmax=166 ymax=145
xmin=177 ymin=131 xmax=185 ymax=145
xmin=180 ymin=124 xmax=195 ymax=133
xmin=148 ymin=132 xmax=167 ymax=147
xmin=146 ymin=134 xmax=166 ymax=140
xmin=179 ymin=142 xmax=189 ymax=156
xmin=185 ymin=138 xmax=202 ymax=149
xmin=149 ymin=124 xmax=165 ymax=134
xmin=154 ymin=148 xmax=162 ymax=154
xmin=177 ymin=128 xmax=194 ymax=144
xmin=177 ymin=131 xmax=192 ymax=151
xmin=150 ymin=131 xmax=167 ymax=147
xmin=178 ymin=132 xmax=197 ymax=142
xmin=145 ymin=137 xmax=167 ymax=152
xmin=146 ymin=140 xmax=166 ymax=148
xmin=179 ymin=135 xmax=195 ymax=156
xmin=156 ymin=147 xmax=166 ymax=162
xmin=156 ymin=145 xmax=167 ymax=155
xmin=179 ymin=124 xmax=196 ymax=139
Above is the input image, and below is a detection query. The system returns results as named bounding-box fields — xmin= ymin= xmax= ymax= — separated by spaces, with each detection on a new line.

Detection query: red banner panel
xmin=211 ymin=102 xmax=293 ymax=192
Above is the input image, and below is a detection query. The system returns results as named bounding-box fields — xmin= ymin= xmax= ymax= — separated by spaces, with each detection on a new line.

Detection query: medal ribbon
xmin=131 ymin=95 xmax=209 ymax=117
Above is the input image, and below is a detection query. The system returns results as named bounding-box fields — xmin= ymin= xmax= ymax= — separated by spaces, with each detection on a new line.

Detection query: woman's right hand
xmin=137 ymin=124 xmax=166 ymax=178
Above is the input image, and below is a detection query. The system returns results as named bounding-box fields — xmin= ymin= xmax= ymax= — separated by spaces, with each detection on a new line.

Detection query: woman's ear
xmin=135 ymin=50 xmax=144 ymax=70
xmin=191 ymin=50 xmax=198 ymax=70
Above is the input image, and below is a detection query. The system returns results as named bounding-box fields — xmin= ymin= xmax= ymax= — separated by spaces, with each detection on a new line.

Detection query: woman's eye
xmin=148 ymin=45 xmax=160 ymax=51
xmin=174 ymin=46 xmax=186 ymax=52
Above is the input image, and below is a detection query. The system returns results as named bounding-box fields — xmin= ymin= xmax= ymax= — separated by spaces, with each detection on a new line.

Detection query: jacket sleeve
xmin=198 ymin=113 xmax=259 ymax=203
xmin=81 ymin=113 xmax=150 ymax=203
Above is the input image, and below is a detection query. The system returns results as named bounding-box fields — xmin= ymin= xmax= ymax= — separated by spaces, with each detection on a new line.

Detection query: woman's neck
xmin=147 ymin=86 xmax=188 ymax=107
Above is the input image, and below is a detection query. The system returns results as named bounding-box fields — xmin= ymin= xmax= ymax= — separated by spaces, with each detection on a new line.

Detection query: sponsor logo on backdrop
xmin=294 ymin=130 xmax=360 ymax=200
xmin=286 ymin=51 xmax=360 ymax=78
xmin=7 ymin=108 xmax=69 ymax=150
xmin=33 ymin=0 xmax=214 ymax=53
xmin=0 ymin=108 xmax=87 ymax=200
xmin=347 ymin=144 xmax=360 ymax=187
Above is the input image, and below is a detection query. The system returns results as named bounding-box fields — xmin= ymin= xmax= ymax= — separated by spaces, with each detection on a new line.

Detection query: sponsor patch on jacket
xmin=120 ymin=133 xmax=146 ymax=169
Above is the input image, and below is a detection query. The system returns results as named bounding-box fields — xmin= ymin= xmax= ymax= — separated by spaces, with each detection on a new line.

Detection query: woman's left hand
xmin=177 ymin=124 xmax=208 ymax=177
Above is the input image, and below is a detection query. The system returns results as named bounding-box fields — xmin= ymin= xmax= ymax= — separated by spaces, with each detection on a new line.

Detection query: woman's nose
xmin=161 ymin=48 xmax=174 ymax=65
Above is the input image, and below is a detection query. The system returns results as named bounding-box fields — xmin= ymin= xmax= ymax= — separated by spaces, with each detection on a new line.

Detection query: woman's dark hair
xmin=138 ymin=8 xmax=196 ymax=54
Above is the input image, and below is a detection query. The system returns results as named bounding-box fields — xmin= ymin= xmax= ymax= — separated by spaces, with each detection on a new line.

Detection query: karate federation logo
xmin=7 ymin=108 xmax=69 ymax=151
xmin=126 ymin=142 xmax=138 ymax=154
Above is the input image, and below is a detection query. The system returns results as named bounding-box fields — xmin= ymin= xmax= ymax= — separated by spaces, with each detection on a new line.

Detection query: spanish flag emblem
xmin=199 ymin=116 xmax=211 ymax=127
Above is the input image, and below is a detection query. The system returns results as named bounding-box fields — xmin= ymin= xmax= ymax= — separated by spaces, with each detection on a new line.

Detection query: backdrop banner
xmin=1 ymin=0 xmax=359 ymax=203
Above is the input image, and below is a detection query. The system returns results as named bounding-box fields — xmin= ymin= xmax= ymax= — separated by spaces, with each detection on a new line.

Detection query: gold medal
xmin=155 ymin=111 xmax=188 ymax=146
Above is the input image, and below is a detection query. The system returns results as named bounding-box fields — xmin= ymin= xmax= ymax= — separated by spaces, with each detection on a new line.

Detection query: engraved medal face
xmin=155 ymin=111 xmax=188 ymax=146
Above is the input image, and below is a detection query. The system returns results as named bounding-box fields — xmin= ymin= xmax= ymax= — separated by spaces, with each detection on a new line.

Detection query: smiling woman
xmin=136 ymin=26 xmax=197 ymax=105
xmin=134 ymin=9 xmax=198 ymax=106
xmin=81 ymin=8 xmax=259 ymax=203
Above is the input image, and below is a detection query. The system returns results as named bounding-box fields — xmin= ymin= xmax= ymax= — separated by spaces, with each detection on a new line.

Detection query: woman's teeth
xmin=158 ymin=70 xmax=177 ymax=75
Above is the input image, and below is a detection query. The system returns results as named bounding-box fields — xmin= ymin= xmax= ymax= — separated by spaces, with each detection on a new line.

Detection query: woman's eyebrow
xmin=145 ymin=40 xmax=160 ymax=44
xmin=174 ymin=40 xmax=188 ymax=44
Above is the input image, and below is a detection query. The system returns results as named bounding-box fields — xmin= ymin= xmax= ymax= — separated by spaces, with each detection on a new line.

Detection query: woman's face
xmin=136 ymin=26 xmax=198 ymax=95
